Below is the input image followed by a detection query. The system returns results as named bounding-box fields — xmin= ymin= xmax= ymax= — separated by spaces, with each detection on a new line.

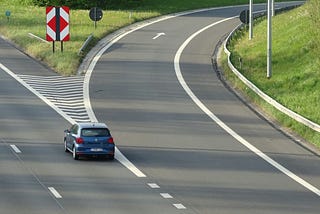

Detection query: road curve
xmin=0 ymin=2 xmax=319 ymax=214
xmin=89 ymin=2 xmax=320 ymax=214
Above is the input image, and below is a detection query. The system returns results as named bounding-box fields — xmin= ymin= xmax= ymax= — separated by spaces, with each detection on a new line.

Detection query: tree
xmin=32 ymin=0 xmax=142 ymax=9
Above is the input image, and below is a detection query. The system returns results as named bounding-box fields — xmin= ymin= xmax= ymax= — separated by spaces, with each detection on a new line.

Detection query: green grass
xmin=0 ymin=0 xmax=292 ymax=75
xmin=223 ymin=2 xmax=320 ymax=148
xmin=0 ymin=2 xmax=159 ymax=75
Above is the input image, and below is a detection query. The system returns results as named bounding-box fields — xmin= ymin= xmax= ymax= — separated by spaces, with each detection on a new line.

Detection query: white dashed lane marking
xmin=148 ymin=183 xmax=160 ymax=189
xmin=160 ymin=193 xmax=173 ymax=199
xmin=48 ymin=187 xmax=62 ymax=199
xmin=173 ymin=204 xmax=186 ymax=209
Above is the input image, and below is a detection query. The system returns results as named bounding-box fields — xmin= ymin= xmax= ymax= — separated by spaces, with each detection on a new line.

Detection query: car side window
xmin=70 ymin=125 xmax=78 ymax=135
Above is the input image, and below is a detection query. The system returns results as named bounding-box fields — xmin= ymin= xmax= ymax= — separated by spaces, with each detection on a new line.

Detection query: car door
xmin=66 ymin=124 xmax=78 ymax=149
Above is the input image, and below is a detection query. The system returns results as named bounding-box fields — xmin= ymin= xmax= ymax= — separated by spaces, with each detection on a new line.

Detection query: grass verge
xmin=221 ymin=2 xmax=320 ymax=148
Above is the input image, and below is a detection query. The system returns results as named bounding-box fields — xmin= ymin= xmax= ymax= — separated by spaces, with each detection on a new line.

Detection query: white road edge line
xmin=10 ymin=145 xmax=21 ymax=153
xmin=115 ymin=147 xmax=146 ymax=178
xmin=174 ymin=17 xmax=320 ymax=197
xmin=48 ymin=187 xmax=62 ymax=199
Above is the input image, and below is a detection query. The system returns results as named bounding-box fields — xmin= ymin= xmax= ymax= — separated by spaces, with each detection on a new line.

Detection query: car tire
xmin=73 ymin=146 xmax=79 ymax=160
xmin=109 ymin=155 xmax=115 ymax=160
xmin=64 ymin=140 xmax=69 ymax=153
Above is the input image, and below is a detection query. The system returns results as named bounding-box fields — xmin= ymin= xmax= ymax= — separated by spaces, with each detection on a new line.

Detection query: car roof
xmin=76 ymin=122 xmax=108 ymax=129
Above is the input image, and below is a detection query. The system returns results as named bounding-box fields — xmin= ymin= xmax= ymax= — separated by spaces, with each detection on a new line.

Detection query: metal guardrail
xmin=78 ymin=34 xmax=93 ymax=55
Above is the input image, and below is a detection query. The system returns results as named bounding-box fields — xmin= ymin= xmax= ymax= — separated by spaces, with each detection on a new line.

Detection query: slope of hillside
xmin=224 ymin=1 xmax=320 ymax=147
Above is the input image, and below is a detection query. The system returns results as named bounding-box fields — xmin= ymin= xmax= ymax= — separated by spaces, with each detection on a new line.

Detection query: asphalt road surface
xmin=0 ymin=2 xmax=319 ymax=214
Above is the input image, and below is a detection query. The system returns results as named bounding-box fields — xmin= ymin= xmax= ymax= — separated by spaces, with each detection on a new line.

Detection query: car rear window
xmin=81 ymin=128 xmax=110 ymax=137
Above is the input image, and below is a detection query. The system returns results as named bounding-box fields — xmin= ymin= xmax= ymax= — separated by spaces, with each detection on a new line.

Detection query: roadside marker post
xmin=46 ymin=6 xmax=70 ymax=53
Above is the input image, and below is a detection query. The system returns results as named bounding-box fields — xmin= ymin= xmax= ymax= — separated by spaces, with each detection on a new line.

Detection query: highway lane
xmin=0 ymin=40 xmax=184 ymax=213
xmin=90 ymin=2 xmax=320 ymax=214
xmin=0 ymin=65 xmax=67 ymax=214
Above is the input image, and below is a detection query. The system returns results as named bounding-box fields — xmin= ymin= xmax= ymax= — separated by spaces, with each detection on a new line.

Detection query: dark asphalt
xmin=0 ymin=2 xmax=318 ymax=214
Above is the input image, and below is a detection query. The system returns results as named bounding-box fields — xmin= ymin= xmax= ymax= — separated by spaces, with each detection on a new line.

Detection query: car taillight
xmin=76 ymin=137 xmax=84 ymax=144
xmin=108 ymin=137 xmax=114 ymax=144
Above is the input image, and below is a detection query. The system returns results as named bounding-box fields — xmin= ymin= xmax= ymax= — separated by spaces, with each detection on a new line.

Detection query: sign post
xmin=267 ymin=0 xmax=272 ymax=78
xmin=272 ymin=0 xmax=275 ymax=16
xmin=89 ymin=7 xmax=103 ymax=29
xmin=46 ymin=6 xmax=70 ymax=53
xmin=249 ymin=0 xmax=253 ymax=40
xmin=5 ymin=10 xmax=11 ymax=22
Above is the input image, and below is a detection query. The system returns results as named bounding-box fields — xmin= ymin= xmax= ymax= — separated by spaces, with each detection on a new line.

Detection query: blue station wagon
xmin=64 ymin=122 xmax=115 ymax=160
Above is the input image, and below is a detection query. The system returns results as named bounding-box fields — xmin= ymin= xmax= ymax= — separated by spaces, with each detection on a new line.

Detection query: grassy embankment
xmin=1 ymin=0 xmax=290 ymax=76
xmin=221 ymin=1 xmax=320 ymax=148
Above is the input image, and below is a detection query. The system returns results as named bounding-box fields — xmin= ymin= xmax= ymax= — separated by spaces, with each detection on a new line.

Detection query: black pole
xmin=94 ymin=7 xmax=97 ymax=29
xmin=55 ymin=7 xmax=61 ymax=41
xmin=61 ymin=41 xmax=63 ymax=52
xmin=53 ymin=41 xmax=55 ymax=53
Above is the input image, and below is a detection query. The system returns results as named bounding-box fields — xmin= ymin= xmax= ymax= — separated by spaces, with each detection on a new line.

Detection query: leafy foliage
xmin=31 ymin=0 xmax=143 ymax=9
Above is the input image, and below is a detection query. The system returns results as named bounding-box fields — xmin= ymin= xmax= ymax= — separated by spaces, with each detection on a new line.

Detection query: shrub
xmin=31 ymin=0 xmax=143 ymax=9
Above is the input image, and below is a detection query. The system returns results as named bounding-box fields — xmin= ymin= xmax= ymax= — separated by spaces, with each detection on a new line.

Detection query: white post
xmin=272 ymin=0 xmax=275 ymax=16
xmin=249 ymin=0 xmax=253 ymax=40
xmin=267 ymin=0 xmax=272 ymax=78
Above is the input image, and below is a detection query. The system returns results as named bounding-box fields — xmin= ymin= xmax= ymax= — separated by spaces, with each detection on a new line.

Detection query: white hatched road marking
xmin=18 ymin=74 xmax=90 ymax=123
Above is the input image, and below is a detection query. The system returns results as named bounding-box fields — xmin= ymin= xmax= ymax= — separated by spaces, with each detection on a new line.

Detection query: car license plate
xmin=91 ymin=148 xmax=103 ymax=152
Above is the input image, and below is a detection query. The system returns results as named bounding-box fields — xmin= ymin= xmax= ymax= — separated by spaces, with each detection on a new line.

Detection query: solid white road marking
xmin=152 ymin=32 xmax=166 ymax=40
xmin=115 ymin=147 xmax=146 ymax=178
xmin=173 ymin=204 xmax=186 ymax=209
xmin=48 ymin=187 xmax=62 ymax=199
xmin=148 ymin=183 xmax=160 ymax=189
xmin=174 ymin=18 xmax=320 ymax=197
xmin=160 ymin=193 xmax=173 ymax=199
xmin=10 ymin=145 xmax=21 ymax=153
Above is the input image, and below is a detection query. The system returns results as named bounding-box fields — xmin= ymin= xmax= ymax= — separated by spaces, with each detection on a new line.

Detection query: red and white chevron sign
xmin=46 ymin=6 xmax=70 ymax=41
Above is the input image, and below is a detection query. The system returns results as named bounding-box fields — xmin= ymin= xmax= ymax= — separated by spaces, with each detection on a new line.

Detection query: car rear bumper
xmin=75 ymin=150 xmax=115 ymax=159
